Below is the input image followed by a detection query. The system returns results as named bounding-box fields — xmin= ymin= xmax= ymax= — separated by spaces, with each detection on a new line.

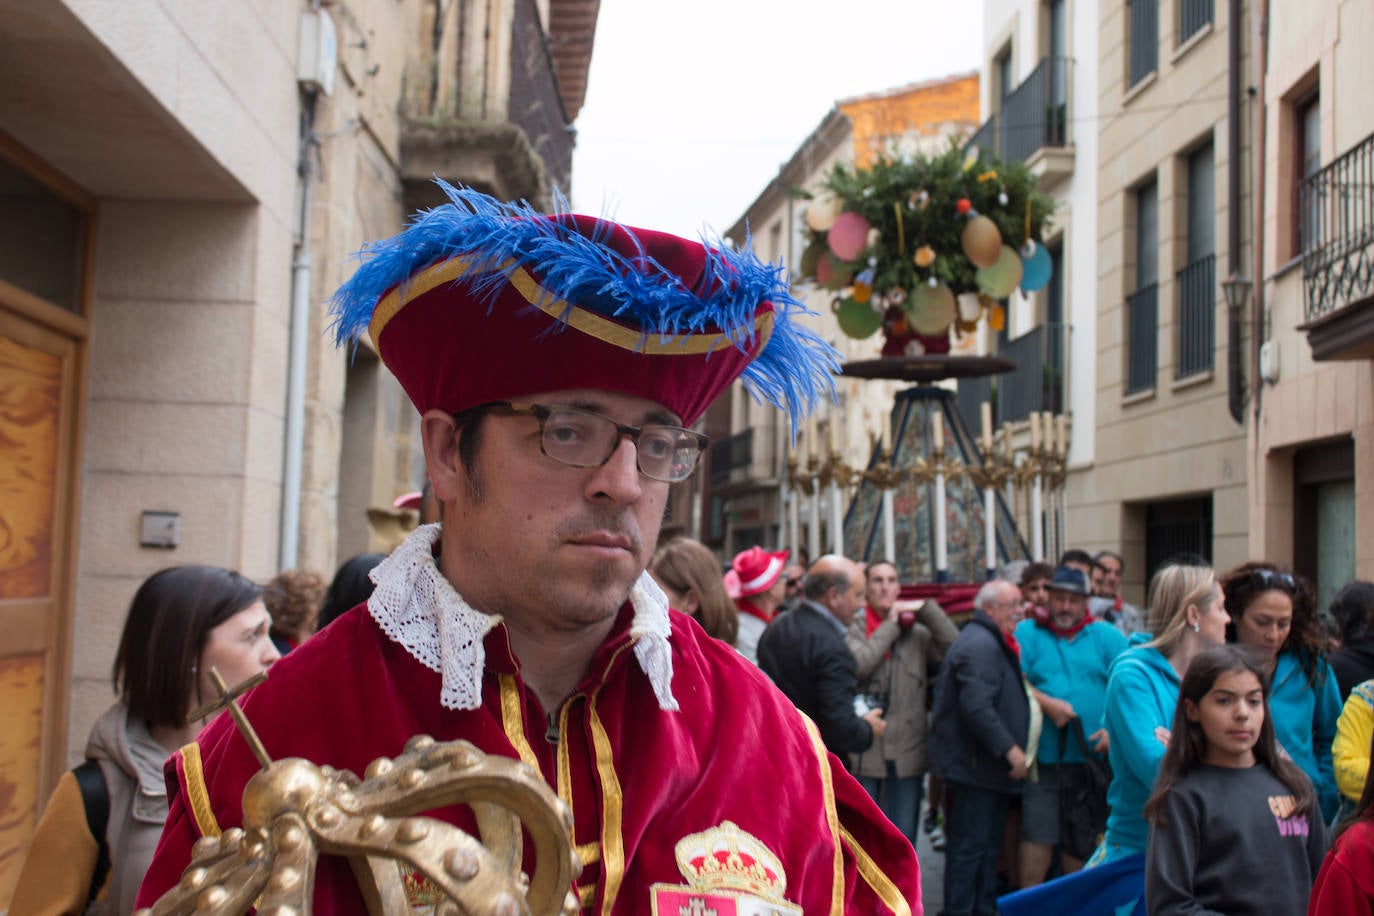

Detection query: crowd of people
xmin=681 ymin=543 xmax=1374 ymax=916
xmin=10 ymin=183 xmax=1374 ymax=915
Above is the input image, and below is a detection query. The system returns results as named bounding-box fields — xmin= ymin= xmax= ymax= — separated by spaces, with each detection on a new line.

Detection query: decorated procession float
xmin=786 ymin=144 xmax=1065 ymax=618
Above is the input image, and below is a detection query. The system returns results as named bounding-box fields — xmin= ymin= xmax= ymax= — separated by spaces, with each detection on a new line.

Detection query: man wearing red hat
xmin=726 ymin=545 xmax=790 ymax=664
xmin=138 ymin=184 xmax=920 ymax=914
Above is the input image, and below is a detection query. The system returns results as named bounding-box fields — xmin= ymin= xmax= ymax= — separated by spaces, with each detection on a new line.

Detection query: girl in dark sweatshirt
xmin=1144 ymin=645 xmax=1326 ymax=916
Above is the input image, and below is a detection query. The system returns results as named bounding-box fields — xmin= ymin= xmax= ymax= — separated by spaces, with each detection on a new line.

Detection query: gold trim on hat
xmin=367 ymin=255 xmax=775 ymax=355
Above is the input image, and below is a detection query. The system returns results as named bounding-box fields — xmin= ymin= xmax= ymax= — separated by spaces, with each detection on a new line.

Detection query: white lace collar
xmin=367 ymin=524 xmax=678 ymax=711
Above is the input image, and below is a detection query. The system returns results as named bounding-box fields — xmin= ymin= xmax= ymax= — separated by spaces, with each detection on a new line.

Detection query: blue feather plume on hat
xmin=328 ymin=181 xmax=838 ymax=433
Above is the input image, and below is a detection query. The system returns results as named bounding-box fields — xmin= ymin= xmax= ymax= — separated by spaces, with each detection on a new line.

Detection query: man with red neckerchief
xmin=136 ymin=184 xmax=920 ymax=915
xmin=726 ymin=546 xmax=789 ymax=665
xmin=1014 ymin=566 xmax=1128 ymax=887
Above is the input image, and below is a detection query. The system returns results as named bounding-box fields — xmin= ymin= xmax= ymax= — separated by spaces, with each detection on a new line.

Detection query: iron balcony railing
xmin=996 ymin=323 xmax=1067 ymax=423
xmin=966 ymin=58 xmax=1070 ymax=164
xmin=1000 ymin=57 xmax=1070 ymax=163
xmin=1179 ymin=0 xmax=1213 ymax=45
xmin=955 ymin=374 xmax=993 ymax=441
xmin=969 ymin=115 xmax=998 ymax=158
xmin=1300 ymin=130 xmax=1374 ymax=322
xmin=1129 ymin=0 xmax=1159 ymax=88
xmin=1126 ymin=283 xmax=1159 ymax=395
xmin=708 ymin=428 xmax=754 ymax=486
xmin=1176 ymin=254 xmax=1215 ymax=377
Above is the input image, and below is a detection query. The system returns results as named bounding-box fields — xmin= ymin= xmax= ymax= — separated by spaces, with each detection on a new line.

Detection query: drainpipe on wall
xmin=1226 ymin=0 xmax=1246 ymax=424
xmin=279 ymin=87 xmax=319 ymax=571
xmin=1251 ymin=0 xmax=1269 ymax=424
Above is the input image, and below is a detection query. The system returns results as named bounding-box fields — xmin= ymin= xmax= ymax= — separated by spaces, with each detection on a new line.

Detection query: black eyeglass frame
xmin=461 ymin=401 xmax=709 ymax=483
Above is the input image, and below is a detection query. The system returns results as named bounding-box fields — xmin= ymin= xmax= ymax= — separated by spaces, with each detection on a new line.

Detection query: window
xmin=1179 ymin=0 xmax=1213 ymax=45
xmin=1126 ymin=179 xmax=1158 ymax=394
xmin=1128 ymin=0 xmax=1158 ymax=88
xmin=995 ymin=47 xmax=1014 ymax=110
xmin=1178 ymin=143 xmax=1215 ymax=377
xmin=1295 ymin=91 xmax=1321 ymax=253
xmin=0 ymin=155 xmax=86 ymax=313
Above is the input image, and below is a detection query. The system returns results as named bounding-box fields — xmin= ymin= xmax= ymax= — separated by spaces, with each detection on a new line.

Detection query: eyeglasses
xmin=475 ymin=402 xmax=709 ymax=483
xmin=1250 ymin=568 xmax=1298 ymax=594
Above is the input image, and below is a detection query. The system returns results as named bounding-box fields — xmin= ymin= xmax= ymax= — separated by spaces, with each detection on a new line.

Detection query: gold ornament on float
xmin=961 ymin=215 xmax=1003 ymax=268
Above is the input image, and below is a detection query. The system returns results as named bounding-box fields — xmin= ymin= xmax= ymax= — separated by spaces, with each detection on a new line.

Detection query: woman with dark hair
xmin=1328 ymin=581 xmax=1374 ymax=699
xmin=1144 ymin=645 xmax=1325 ymax=915
xmin=1221 ymin=561 xmax=1342 ymax=823
xmin=11 ymin=565 xmax=278 ymax=914
xmin=649 ymin=537 xmax=739 ymax=646
xmin=1309 ymin=728 xmax=1374 ymax=914
xmin=315 ymin=552 xmax=387 ymax=631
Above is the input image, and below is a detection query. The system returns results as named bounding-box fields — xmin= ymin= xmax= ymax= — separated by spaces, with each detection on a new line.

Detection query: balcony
xmin=708 ymin=429 xmax=755 ymax=488
xmin=400 ymin=0 xmax=579 ymax=212
xmin=996 ymin=323 xmax=1067 ymax=423
xmin=1126 ymin=283 xmax=1159 ymax=395
xmin=967 ymin=58 xmax=1073 ymax=189
xmin=1298 ymin=131 xmax=1374 ymax=360
xmin=1176 ymin=254 xmax=1215 ymax=377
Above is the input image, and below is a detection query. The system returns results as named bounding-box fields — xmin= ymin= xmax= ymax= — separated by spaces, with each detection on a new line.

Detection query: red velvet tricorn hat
xmin=329 ymin=182 xmax=838 ymax=428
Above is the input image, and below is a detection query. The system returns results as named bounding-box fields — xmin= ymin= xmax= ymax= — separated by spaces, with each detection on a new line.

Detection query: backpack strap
xmin=72 ymin=759 xmax=112 ymax=906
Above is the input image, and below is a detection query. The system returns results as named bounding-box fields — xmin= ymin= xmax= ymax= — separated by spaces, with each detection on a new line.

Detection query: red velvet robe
xmin=138 ymin=603 xmax=921 ymax=914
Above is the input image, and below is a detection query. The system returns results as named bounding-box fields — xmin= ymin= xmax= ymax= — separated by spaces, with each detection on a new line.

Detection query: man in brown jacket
xmin=845 ymin=560 xmax=959 ymax=847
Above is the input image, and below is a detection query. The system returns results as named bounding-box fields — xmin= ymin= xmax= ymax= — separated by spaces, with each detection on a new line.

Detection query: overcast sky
xmin=570 ymin=0 xmax=983 ymax=242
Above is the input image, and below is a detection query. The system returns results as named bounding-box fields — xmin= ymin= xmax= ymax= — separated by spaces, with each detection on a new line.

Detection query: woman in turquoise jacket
xmin=1221 ymin=562 xmax=1342 ymax=823
xmin=1094 ymin=563 xmax=1231 ymax=862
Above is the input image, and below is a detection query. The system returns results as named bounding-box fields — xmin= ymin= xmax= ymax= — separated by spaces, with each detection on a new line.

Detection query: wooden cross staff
xmin=188 ymin=667 xmax=273 ymax=769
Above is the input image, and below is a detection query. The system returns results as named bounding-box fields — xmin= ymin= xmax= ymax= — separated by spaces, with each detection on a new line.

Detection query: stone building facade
xmin=0 ymin=0 xmax=596 ymax=901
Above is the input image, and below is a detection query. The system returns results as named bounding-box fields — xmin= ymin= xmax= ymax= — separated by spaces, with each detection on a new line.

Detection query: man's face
xmin=982 ymin=584 xmax=1023 ymax=633
xmin=784 ymin=565 xmax=805 ymax=600
xmin=865 ymin=563 xmax=900 ymax=614
xmin=1096 ymin=556 xmax=1122 ymax=597
xmin=830 ymin=562 xmax=867 ymax=626
xmin=434 ymin=388 xmax=672 ymax=632
xmin=1048 ymin=588 xmax=1088 ymax=630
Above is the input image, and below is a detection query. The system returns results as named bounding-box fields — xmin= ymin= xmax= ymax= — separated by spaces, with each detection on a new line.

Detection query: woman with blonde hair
xmin=1094 ymin=562 xmax=1232 ymax=864
xmin=650 ymin=537 xmax=739 ymax=647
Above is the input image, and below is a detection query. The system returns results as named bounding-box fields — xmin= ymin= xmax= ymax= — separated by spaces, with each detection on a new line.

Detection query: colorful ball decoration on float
xmin=1019 ymin=240 xmax=1053 ymax=293
xmin=797 ymin=144 xmax=1055 ymax=352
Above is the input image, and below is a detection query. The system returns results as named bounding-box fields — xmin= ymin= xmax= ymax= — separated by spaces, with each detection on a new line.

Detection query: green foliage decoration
xmin=802 ymin=144 xmax=1055 ymax=308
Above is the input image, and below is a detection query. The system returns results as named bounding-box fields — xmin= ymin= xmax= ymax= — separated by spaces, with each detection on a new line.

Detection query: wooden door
xmin=0 ymin=298 xmax=81 ymax=904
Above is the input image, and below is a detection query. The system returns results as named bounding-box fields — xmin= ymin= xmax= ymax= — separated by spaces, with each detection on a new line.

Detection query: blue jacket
xmin=1016 ymin=618 xmax=1128 ymax=764
xmin=1101 ymin=634 xmax=1178 ymax=854
xmin=929 ymin=611 xmax=1030 ymax=793
xmin=1269 ymin=649 xmax=1342 ymax=822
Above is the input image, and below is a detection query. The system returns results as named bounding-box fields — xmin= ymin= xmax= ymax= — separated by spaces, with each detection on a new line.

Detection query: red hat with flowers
xmin=328 ymin=182 xmax=839 ymax=429
xmin=725 ymin=546 xmax=791 ymax=599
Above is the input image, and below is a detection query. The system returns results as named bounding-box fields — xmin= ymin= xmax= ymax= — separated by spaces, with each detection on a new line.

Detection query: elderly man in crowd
xmin=136 ymin=185 xmax=919 ymax=913
xmin=759 ymin=555 xmax=888 ymax=757
xmin=929 ymin=579 xmax=1030 ymax=916
xmin=1016 ymin=566 xmax=1127 ymax=886
xmin=846 ymin=560 xmax=958 ymax=849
